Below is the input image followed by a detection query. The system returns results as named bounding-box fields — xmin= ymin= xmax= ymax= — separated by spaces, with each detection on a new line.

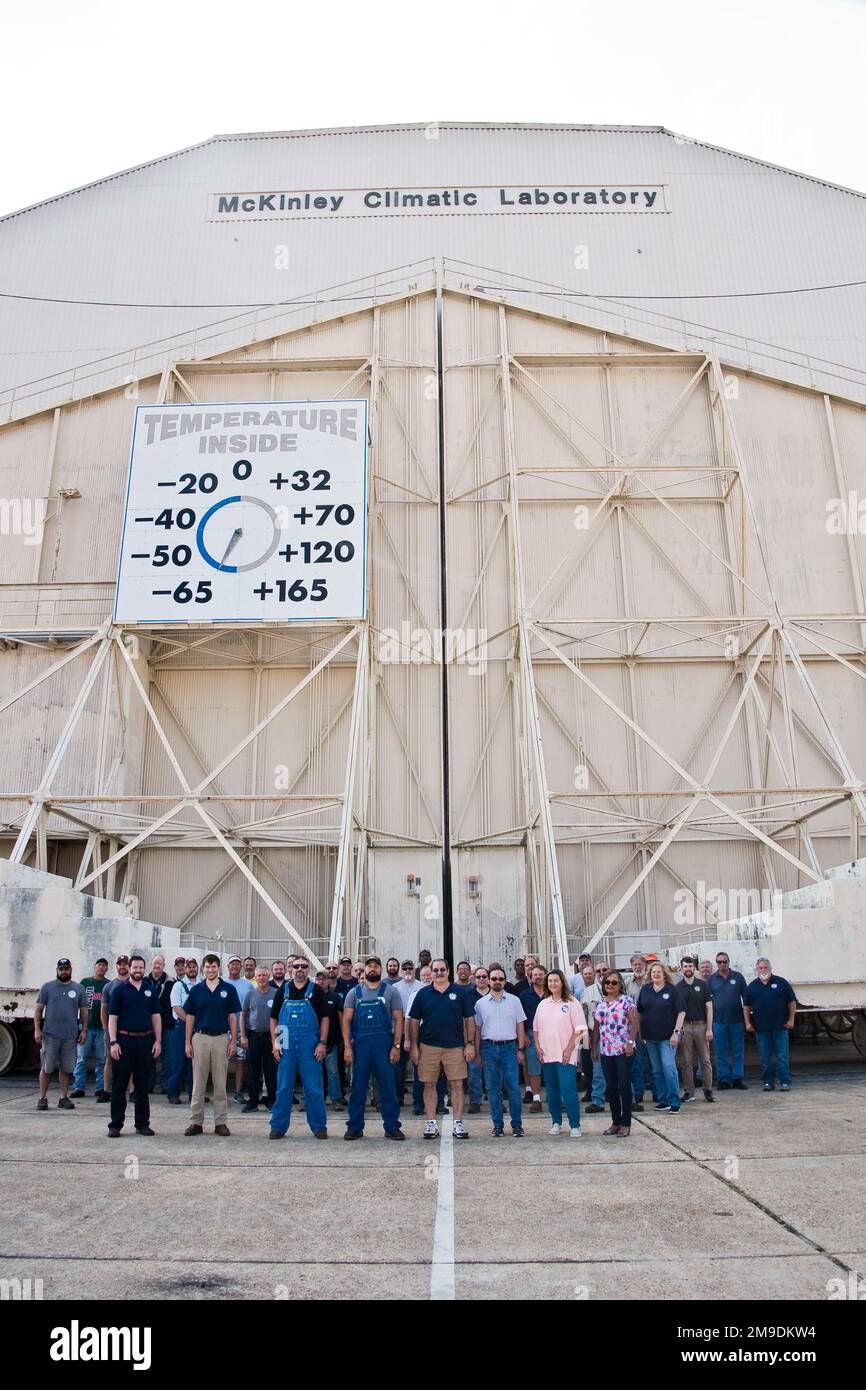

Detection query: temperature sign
xmin=114 ymin=400 xmax=367 ymax=622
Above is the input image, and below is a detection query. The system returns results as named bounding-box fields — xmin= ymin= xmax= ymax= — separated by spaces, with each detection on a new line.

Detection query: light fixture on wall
xmin=407 ymin=874 xmax=421 ymax=897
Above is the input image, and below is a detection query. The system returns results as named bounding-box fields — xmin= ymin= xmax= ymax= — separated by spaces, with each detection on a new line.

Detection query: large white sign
xmin=114 ymin=400 xmax=367 ymax=623
xmin=208 ymin=184 xmax=669 ymax=221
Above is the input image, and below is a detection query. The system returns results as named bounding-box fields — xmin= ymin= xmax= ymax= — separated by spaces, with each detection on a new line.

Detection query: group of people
xmin=33 ymin=944 xmax=798 ymax=1141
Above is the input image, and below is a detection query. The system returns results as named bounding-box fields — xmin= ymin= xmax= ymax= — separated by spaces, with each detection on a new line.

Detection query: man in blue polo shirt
xmin=709 ymin=951 xmax=750 ymax=1090
xmin=745 ymin=958 xmax=797 ymax=1091
xmin=106 ymin=953 xmax=162 ymax=1137
xmin=183 ymin=954 xmax=240 ymax=1136
xmin=408 ymin=959 xmax=476 ymax=1140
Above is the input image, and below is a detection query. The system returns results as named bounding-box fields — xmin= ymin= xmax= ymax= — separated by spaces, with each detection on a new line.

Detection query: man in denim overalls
xmin=268 ymin=956 xmax=329 ymax=1139
xmin=342 ymin=956 xmax=405 ymax=1141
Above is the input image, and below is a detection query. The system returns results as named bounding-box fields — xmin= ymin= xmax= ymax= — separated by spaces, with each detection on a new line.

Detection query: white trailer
xmin=664 ymin=857 xmax=866 ymax=1058
xmin=0 ymin=859 xmax=179 ymax=1074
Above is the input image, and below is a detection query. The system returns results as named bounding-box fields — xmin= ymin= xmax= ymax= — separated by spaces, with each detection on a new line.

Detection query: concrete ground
xmin=1 ymin=1042 xmax=863 ymax=1302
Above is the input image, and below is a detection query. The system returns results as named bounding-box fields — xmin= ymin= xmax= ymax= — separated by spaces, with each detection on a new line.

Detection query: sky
xmin=1 ymin=0 xmax=864 ymax=216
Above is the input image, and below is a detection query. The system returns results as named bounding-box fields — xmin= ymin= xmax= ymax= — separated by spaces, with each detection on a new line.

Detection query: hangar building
xmin=2 ymin=124 xmax=866 ymax=971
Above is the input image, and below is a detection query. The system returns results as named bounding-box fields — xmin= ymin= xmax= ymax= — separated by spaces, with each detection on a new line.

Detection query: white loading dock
xmin=1 ymin=126 xmax=866 ymax=970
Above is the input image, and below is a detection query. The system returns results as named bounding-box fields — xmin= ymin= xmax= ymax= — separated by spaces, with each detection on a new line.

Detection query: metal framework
xmin=3 ymin=266 xmax=866 ymax=970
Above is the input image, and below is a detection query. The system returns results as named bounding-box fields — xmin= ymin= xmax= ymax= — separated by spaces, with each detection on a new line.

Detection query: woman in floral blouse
xmin=592 ymin=969 xmax=638 ymax=1137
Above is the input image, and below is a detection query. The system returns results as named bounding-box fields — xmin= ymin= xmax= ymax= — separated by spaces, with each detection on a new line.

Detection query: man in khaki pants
xmin=183 ymin=954 xmax=241 ymax=1136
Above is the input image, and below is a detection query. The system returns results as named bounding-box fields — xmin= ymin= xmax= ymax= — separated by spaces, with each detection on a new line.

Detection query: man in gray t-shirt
xmin=341 ymin=957 xmax=405 ymax=1139
xmin=34 ymin=960 xmax=88 ymax=1109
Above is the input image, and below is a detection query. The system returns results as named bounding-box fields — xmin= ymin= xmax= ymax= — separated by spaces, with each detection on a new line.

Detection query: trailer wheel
xmin=821 ymin=1011 xmax=856 ymax=1037
xmin=0 ymin=1022 xmax=18 ymax=1075
xmin=852 ymin=1013 xmax=866 ymax=1060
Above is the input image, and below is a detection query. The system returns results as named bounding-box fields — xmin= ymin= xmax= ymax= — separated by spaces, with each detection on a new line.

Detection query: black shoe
xmin=632 ymin=1103 xmax=644 ymax=1112
xmin=585 ymin=1103 xmax=605 ymax=1113
xmin=167 ymin=1096 xmax=181 ymax=1105
xmin=344 ymin=1130 xmax=364 ymax=1140
xmin=704 ymin=1089 xmax=715 ymax=1102
xmin=69 ymin=1089 xmax=85 ymax=1099
xmin=468 ymin=1103 xmax=481 ymax=1114
xmin=96 ymin=1091 xmax=110 ymax=1102
xmin=511 ymin=1126 xmax=525 ymax=1137
xmin=763 ymin=1082 xmax=775 ymax=1091
xmin=241 ymin=1102 xmax=259 ymax=1113
xmin=58 ymin=1096 xmax=75 ymax=1109
xmin=135 ymin=1126 xmax=155 ymax=1136
xmin=384 ymin=1130 xmax=406 ymax=1141
xmin=412 ymin=1105 xmax=424 ymax=1115
xmin=107 ymin=1127 xmax=122 ymax=1138
xmin=681 ymin=1091 xmax=695 ymax=1103
xmin=654 ymin=1101 xmax=669 ymax=1110
xmin=37 ymin=1097 xmax=48 ymax=1111
xmin=718 ymin=1080 xmax=731 ymax=1089
xmin=491 ymin=1126 xmax=504 ymax=1137
xmin=435 ymin=1105 xmax=447 ymax=1115
xmin=732 ymin=1079 xmax=748 ymax=1090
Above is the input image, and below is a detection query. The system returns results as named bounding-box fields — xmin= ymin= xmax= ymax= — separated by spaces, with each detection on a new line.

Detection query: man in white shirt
xmin=165 ymin=957 xmax=198 ymax=1102
xmin=568 ymin=954 xmax=592 ymax=999
xmin=581 ymin=964 xmax=608 ymax=1114
xmin=394 ymin=959 xmax=425 ymax=1110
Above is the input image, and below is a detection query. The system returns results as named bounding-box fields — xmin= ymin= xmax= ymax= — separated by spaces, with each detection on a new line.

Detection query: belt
xmin=118 ymin=1030 xmax=152 ymax=1038
xmin=198 ymin=1029 xmax=227 ymax=1036
xmin=482 ymin=1038 xmax=518 ymax=1045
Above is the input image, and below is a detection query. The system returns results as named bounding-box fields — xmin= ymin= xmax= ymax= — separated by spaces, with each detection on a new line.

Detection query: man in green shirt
xmin=71 ymin=958 xmax=110 ymax=1098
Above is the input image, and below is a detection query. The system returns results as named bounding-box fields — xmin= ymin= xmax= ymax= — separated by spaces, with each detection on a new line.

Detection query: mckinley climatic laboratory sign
xmin=114 ymin=401 xmax=367 ymax=624
xmin=207 ymin=184 xmax=669 ymax=220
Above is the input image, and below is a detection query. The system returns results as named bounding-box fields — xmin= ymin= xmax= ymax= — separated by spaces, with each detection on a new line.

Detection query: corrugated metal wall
xmin=2 ymin=275 xmax=866 ymax=964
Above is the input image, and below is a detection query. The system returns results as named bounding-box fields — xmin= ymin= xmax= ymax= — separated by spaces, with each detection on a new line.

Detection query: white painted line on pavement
xmin=430 ymin=1123 xmax=455 ymax=1300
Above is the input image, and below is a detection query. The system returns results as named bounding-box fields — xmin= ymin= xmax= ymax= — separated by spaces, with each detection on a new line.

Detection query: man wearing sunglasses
xmin=709 ymin=952 xmax=750 ymax=1090
xmin=269 ymin=956 xmax=329 ymax=1139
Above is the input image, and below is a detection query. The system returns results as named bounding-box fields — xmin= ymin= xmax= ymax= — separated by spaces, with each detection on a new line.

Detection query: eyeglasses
xmin=294 ymin=963 xmax=309 ymax=970
xmin=716 ymin=958 xmax=729 ymax=965
xmin=432 ymin=968 xmax=448 ymax=975
xmin=489 ymin=976 xmax=506 ymax=983
xmin=602 ymin=980 xmax=618 ymax=988
xmin=475 ymin=973 xmax=489 ymax=979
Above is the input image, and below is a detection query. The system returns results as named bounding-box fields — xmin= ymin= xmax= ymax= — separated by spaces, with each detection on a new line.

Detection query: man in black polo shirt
xmin=745 ymin=957 xmax=797 ymax=1091
xmin=183 ymin=953 xmax=240 ymax=1136
xmin=677 ymin=956 xmax=714 ymax=1103
xmin=106 ymin=953 xmax=162 ymax=1137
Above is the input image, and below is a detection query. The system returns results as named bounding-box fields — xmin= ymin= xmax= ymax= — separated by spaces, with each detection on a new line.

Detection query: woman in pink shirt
xmin=533 ymin=970 xmax=588 ymax=1137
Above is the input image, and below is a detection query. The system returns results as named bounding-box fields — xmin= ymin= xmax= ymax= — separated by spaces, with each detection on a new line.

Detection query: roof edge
xmin=2 ymin=122 xmax=864 ymax=223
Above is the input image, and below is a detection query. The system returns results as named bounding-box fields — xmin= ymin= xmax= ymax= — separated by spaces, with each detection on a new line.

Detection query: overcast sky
xmin=1 ymin=0 xmax=864 ymax=216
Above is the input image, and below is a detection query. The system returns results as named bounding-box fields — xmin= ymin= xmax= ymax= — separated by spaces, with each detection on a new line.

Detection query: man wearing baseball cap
xmin=34 ymin=960 xmax=88 ymax=1110
xmin=334 ymin=956 xmax=356 ymax=1000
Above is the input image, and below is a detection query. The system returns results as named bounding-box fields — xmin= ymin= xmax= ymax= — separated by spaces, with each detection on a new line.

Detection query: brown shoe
xmin=184 ymin=1124 xmax=204 ymax=1136
xmin=313 ymin=1129 xmax=328 ymax=1139
xmin=214 ymin=1124 xmax=231 ymax=1136
xmin=616 ymin=1126 xmax=631 ymax=1137
xmin=602 ymin=1124 xmax=620 ymax=1136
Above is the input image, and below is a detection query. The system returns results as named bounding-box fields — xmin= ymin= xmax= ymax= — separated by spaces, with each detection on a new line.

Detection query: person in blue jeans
xmin=474 ymin=967 xmax=528 ymax=1136
xmin=709 ymin=952 xmax=750 ymax=1090
xmin=464 ymin=968 xmax=492 ymax=1111
xmin=533 ymin=970 xmax=587 ymax=1136
xmin=342 ymin=958 xmax=405 ymax=1140
xmin=269 ymin=957 xmax=329 ymax=1139
xmin=71 ymin=959 xmax=109 ymax=1096
xmin=636 ymin=963 xmax=686 ymax=1112
xmin=745 ymin=958 xmax=797 ymax=1091
xmin=164 ymin=960 xmax=197 ymax=1101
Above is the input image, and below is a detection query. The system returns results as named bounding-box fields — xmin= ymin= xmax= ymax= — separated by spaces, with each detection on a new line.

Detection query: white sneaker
xmin=452 ymin=1120 xmax=470 ymax=1139
xmin=549 ymin=1123 xmax=562 ymax=1135
xmin=424 ymin=1119 xmax=439 ymax=1139
xmin=569 ymin=1127 xmax=582 ymax=1138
